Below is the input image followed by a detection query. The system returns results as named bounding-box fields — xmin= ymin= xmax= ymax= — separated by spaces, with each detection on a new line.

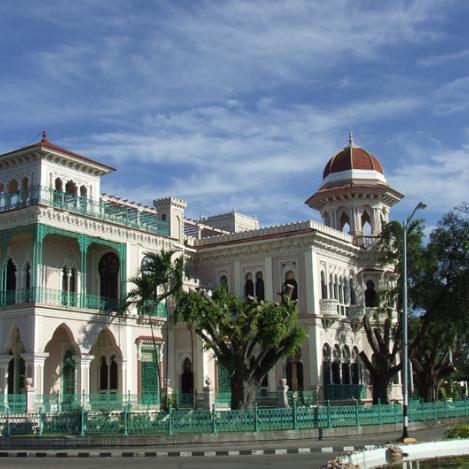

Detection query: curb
xmin=0 ymin=445 xmax=375 ymax=458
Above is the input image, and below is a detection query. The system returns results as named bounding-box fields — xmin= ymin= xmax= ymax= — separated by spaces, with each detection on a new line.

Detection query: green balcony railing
xmin=138 ymin=300 xmax=168 ymax=318
xmin=0 ymin=186 xmax=170 ymax=237
xmin=0 ymin=287 xmax=120 ymax=313
xmin=0 ymin=287 xmax=168 ymax=318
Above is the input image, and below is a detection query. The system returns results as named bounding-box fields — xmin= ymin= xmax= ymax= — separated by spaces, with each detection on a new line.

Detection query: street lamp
xmin=402 ymin=201 xmax=427 ymax=440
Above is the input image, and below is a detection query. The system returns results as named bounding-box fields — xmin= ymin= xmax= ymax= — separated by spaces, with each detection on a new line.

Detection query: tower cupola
xmin=305 ymin=133 xmax=403 ymax=238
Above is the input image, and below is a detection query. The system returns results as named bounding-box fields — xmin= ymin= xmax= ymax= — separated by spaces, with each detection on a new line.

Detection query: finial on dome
xmin=41 ymin=129 xmax=47 ymax=143
xmin=347 ymin=114 xmax=354 ymax=146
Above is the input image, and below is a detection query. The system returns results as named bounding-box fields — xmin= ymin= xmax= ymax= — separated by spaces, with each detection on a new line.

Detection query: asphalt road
xmin=0 ymin=454 xmax=332 ymax=469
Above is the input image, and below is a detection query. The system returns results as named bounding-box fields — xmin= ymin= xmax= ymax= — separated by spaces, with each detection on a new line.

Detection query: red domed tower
xmin=306 ymin=132 xmax=403 ymax=238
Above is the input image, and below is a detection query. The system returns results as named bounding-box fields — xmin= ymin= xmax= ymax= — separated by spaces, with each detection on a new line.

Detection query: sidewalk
xmin=0 ymin=424 xmax=452 ymax=458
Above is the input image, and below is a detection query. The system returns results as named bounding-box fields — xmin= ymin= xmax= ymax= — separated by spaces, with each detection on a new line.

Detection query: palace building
xmin=0 ymin=130 xmax=403 ymax=407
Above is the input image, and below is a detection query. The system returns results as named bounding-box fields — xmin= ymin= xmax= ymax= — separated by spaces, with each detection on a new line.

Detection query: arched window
xmin=283 ymin=270 xmax=298 ymax=301
xmin=321 ymin=271 xmax=327 ymax=299
xmin=339 ymin=211 xmax=350 ymax=233
xmin=161 ymin=214 xmax=166 ymax=221
xmin=109 ymin=355 xmax=118 ymax=390
xmin=351 ymin=347 xmax=361 ymax=385
xmin=25 ymin=263 xmax=31 ymax=289
xmin=341 ymin=346 xmax=351 ymax=385
xmin=329 ymin=274 xmax=333 ymax=298
xmin=70 ymin=268 xmax=76 ymax=293
xmin=349 ymin=278 xmax=357 ymax=305
xmin=99 ymin=356 xmax=108 ymax=391
xmin=7 ymin=178 xmax=18 ymax=194
xmin=219 ymin=275 xmax=228 ymax=291
xmin=332 ymin=344 xmax=341 ymax=385
xmin=65 ymin=180 xmax=77 ymax=196
xmin=361 ymin=211 xmax=372 ymax=235
xmin=365 ymin=280 xmax=378 ymax=307
xmin=338 ymin=277 xmax=343 ymax=303
xmin=62 ymin=350 xmax=76 ymax=395
xmin=244 ymin=272 xmax=254 ymax=298
xmin=24 ymin=263 xmax=31 ymax=302
xmin=6 ymin=258 xmax=16 ymax=291
xmin=255 ymin=271 xmax=265 ymax=301
xmin=6 ymin=259 xmax=16 ymax=305
xmin=99 ymin=252 xmax=120 ymax=301
xmin=181 ymin=357 xmax=194 ymax=395
xmin=286 ymin=353 xmax=303 ymax=391
xmin=322 ymin=344 xmax=331 ymax=386
xmin=55 ymin=178 xmax=63 ymax=192
xmin=333 ymin=275 xmax=338 ymax=300
xmin=7 ymin=355 xmax=15 ymax=394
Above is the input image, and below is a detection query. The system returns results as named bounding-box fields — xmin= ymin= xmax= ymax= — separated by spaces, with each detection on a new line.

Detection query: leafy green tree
xmin=409 ymin=204 xmax=469 ymax=400
xmin=126 ymin=250 xmax=185 ymax=408
xmin=174 ymin=286 xmax=307 ymax=409
xmin=409 ymin=317 xmax=456 ymax=401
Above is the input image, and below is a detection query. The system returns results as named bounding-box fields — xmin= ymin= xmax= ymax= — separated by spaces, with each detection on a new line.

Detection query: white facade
xmin=0 ymin=132 xmax=403 ymax=404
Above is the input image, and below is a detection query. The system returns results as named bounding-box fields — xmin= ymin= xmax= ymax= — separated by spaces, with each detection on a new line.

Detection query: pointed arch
xmin=89 ymin=328 xmax=123 ymax=394
xmin=339 ymin=209 xmax=350 ymax=233
xmin=361 ymin=209 xmax=372 ymax=235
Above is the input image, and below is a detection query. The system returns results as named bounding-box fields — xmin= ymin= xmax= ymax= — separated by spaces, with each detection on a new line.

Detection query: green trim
xmin=0 ymin=186 xmax=170 ymax=237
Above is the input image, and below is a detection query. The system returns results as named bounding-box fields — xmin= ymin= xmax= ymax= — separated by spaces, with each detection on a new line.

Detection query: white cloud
xmin=433 ymin=77 xmax=469 ymax=115
xmin=0 ymin=0 xmax=447 ymax=125
xmin=418 ymin=48 xmax=469 ymax=67
xmin=388 ymin=136 xmax=469 ymax=217
xmin=77 ymin=95 xmax=422 ymax=225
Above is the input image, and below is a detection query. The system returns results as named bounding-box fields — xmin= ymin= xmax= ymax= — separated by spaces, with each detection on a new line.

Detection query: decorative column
xmin=75 ymin=354 xmax=94 ymax=396
xmin=118 ymin=244 xmax=127 ymax=309
xmin=372 ymin=207 xmax=381 ymax=235
xmin=32 ymin=225 xmax=45 ymax=296
xmin=264 ymin=256 xmax=273 ymax=301
xmin=21 ymin=352 xmax=49 ymax=397
xmin=233 ymin=260 xmax=241 ymax=296
xmin=0 ymin=230 xmax=9 ymax=292
xmin=0 ymin=356 xmax=11 ymax=405
xmin=117 ymin=359 xmax=127 ymax=396
xmin=79 ymin=235 xmax=90 ymax=308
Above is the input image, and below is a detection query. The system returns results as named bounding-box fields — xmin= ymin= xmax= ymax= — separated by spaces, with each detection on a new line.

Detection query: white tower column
xmin=75 ymin=354 xmax=94 ymax=395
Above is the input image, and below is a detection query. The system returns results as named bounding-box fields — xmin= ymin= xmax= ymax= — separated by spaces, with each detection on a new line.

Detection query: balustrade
xmin=0 ymin=185 xmax=170 ymax=237
xmin=0 ymin=287 xmax=167 ymax=317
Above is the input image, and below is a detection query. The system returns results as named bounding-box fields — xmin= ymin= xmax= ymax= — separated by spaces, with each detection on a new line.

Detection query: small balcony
xmin=319 ymin=298 xmax=340 ymax=316
xmin=353 ymin=235 xmax=380 ymax=248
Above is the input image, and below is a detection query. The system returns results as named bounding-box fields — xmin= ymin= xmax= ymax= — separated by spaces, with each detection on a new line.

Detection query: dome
xmin=322 ymin=139 xmax=384 ymax=180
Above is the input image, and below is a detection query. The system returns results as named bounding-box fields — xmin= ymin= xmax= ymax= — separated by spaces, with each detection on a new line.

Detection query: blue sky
xmin=1 ymin=0 xmax=468 ymax=231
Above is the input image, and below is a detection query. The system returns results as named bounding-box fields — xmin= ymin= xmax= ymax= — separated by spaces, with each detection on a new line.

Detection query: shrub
xmin=445 ymin=424 xmax=469 ymax=439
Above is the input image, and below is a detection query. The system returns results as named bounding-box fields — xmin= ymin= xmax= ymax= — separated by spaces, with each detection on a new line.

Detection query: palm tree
xmin=126 ymin=250 xmax=184 ymax=409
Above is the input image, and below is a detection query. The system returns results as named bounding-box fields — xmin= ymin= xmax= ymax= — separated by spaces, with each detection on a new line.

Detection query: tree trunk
xmin=230 ymin=377 xmax=259 ymax=410
xmin=372 ymin=374 xmax=391 ymax=404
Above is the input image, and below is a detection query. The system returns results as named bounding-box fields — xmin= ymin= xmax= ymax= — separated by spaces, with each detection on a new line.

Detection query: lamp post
xmin=402 ymin=201 xmax=427 ymax=440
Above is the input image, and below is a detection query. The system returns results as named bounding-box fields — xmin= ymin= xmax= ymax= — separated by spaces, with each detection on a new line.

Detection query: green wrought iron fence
xmin=0 ymin=186 xmax=170 ymax=237
xmin=1 ymin=395 xmax=468 ymax=437
xmin=325 ymin=384 xmax=367 ymax=401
